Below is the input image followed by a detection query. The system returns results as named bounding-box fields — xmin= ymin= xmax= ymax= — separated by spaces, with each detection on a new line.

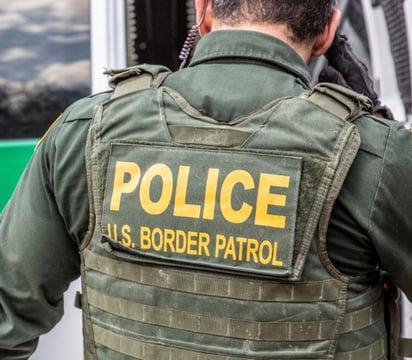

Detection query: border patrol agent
xmin=1 ymin=0 xmax=412 ymax=359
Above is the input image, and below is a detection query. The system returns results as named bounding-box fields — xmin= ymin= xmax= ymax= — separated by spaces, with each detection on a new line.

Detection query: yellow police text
xmin=109 ymin=161 xmax=290 ymax=229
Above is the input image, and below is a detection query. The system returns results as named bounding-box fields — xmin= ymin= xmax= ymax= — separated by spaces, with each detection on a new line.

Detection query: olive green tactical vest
xmin=80 ymin=65 xmax=387 ymax=359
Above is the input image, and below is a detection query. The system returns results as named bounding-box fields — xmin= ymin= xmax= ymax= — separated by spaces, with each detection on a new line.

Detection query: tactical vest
xmin=79 ymin=65 xmax=388 ymax=359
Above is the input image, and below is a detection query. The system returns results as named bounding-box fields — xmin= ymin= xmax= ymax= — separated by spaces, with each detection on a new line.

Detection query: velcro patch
xmin=101 ymin=143 xmax=302 ymax=278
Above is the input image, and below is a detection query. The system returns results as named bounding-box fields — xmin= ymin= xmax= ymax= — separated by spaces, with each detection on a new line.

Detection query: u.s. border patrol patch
xmin=101 ymin=143 xmax=302 ymax=278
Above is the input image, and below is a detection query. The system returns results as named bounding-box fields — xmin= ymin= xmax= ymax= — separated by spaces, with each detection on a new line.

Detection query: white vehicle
xmin=30 ymin=0 xmax=412 ymax=358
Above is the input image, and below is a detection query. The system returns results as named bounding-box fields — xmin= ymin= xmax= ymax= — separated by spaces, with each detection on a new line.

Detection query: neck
xmin=211 ymin=22 xmax=315 ymax=63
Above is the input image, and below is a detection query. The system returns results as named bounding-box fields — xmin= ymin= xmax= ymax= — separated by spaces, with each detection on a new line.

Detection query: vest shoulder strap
xmin=104 ymin=64 xmax=172 ymax=99
xmin=303 ymin=82 xmax=374 ymax=121
xmin=106 ymin=67 xmax=373 ymax=121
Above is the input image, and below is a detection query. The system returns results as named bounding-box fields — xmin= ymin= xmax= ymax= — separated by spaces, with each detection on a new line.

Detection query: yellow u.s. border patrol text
xmin=139 ymin=226 xmax=283 ymax=267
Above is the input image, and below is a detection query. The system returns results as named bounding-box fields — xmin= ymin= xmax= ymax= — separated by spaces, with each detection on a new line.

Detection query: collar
xmin=189 ymin=30 xmax=311 ymax=88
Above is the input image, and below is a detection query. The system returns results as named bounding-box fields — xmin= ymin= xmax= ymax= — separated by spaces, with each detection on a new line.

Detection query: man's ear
xmin=312 ymin=9 xmax=341 ymax=57
xmin=195 ymin=0 xmax=212 ymax=36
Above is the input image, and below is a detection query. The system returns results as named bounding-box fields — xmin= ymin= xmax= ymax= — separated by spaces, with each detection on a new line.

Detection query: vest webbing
xmin=80 ymin=64 xmax=387 ymax=359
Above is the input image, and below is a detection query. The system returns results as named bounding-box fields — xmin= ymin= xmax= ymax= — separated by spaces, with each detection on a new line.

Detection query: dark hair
xmin=212 ymin=0 xmax=337 ymax=42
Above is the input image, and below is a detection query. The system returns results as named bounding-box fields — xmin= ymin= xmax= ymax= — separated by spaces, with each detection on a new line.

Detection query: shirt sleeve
xmin=0 ymin=92 xmax=107 ymax=358
xmin=369 ymin=121 xmax=412 ymax=300
xmin=327 ymin=116 xmax=412 ymax=301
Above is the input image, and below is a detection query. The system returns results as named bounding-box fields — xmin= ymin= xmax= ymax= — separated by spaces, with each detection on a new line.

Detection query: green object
xmin=80 ymin=63 xmax=385 ymax=359
xmin=2 ymin=30 xmax=412 ymax=358
xmin=0 ymin=139 xmax=37 ymax=211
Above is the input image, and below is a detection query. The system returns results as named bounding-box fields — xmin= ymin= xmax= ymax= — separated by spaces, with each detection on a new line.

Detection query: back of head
xmin=212 ymin=0 xmax=337 ymax=42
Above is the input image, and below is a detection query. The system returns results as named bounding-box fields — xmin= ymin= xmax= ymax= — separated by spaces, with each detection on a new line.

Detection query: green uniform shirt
xmin=1 ymin=30 xmax=412 ymax=358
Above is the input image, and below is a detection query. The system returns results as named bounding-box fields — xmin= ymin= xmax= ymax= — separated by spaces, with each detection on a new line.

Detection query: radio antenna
xmin=178 ymin=0 xmax=208 ymax=69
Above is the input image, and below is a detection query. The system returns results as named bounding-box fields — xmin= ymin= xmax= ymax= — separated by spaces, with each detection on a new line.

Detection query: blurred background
xmin=0 ymin=0 xmax=411 ymax=358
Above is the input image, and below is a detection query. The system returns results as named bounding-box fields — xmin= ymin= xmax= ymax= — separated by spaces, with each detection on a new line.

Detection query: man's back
xmin=1 ymin=1 xmax=412 ymax=358
xmin=76 ymin=30 xmax=401 ymax=359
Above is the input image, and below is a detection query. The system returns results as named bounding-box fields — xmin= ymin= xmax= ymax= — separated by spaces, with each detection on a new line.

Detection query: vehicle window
xmin=0 ymin=0 xmax=91 ymax=139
